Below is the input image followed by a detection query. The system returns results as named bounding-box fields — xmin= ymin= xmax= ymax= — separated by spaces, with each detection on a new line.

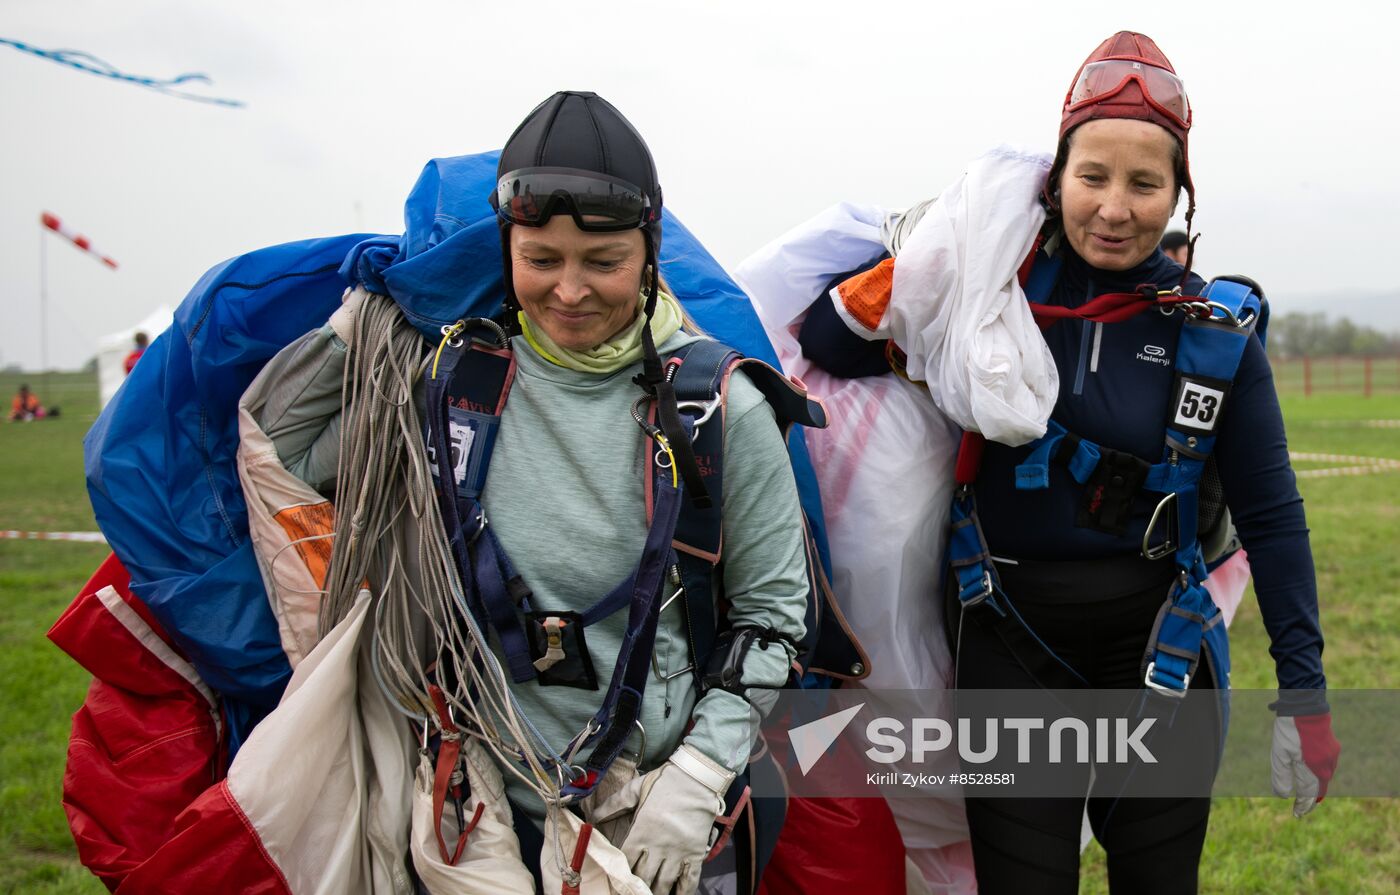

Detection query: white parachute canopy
xmin=97 ymin=305 xmax=173 ymax=407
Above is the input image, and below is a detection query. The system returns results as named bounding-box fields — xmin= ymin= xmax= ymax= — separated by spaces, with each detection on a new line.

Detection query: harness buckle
xmin=1196 ymin=301 xmax=1243 ymax=327
xmin=1142 ymin=492 xmax=1177 ymax=560
xmin=960 ymin=570 xmax=995 ymax=610
xmin=1168 ymin=299 xmax=1248 ymax=328
xmin=632 ymin=393 xmax=720 ymax=442
xmin=1144 ymin=661 xmax=1190 ymax=698
xmin=628 ymin=719 xmax=647 ymax=763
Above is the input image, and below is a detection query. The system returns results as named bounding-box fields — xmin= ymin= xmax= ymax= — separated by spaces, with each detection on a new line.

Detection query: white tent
xmin=97 ymin=306 xmax=174 ymax=407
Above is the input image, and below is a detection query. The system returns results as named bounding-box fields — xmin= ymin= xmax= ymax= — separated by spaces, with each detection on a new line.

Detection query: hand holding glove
xmin=590 ymin=743 xmax=735 ymax=895
xmin=1271 ymin=712 xmax=1341 ymax=817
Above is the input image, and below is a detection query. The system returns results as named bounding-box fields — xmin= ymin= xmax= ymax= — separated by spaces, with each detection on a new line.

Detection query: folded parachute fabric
xmin=237 ymin=322 xmax=346 ymax=666
xmin=736 ymin=205 xmax=973 ymax=872
xmin=827 ymin=145 xmax=1059 ymax=447
xmin=732 ymin=148 xmax=1064 ymax=891
xmin=85 ymin=232 xmax=370 ymax=754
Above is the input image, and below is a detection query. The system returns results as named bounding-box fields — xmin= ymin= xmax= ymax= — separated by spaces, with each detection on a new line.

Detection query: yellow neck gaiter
xmin=520 ymin=289 xmax=685 ymax=374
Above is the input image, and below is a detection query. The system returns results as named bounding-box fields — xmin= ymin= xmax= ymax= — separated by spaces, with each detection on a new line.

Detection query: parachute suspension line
xmin=880 ymin=196 xmax=938 ymax=257
xmin=319 ymin=291 xmax=421 ymax=635
xmin=318 ymin=290 xmax=566 ymax=809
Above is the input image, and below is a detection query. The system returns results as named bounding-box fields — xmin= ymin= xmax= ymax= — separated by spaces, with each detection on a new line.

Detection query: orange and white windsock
xmin=40 ymin=211 xmax=118 ymax=270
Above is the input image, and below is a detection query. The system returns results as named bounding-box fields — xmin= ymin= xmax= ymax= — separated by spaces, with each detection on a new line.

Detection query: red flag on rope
xmin=40 ymin=211 xmax=119 ymax=270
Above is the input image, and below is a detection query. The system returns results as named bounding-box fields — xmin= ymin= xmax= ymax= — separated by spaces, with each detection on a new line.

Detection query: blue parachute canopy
xmin=86 ymin=151 xmax=830 ymax=757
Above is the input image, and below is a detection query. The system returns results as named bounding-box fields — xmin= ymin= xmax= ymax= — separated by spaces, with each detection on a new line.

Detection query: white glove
xmin=590 ymin=743 xmax=735 ymax=895
xmin=1271 ymin=713 xmax=1341 ymax=818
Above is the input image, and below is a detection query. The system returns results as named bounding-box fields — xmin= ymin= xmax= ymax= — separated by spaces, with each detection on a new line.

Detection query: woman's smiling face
xmin=510 ymin=216 xmax=647 ymax=350
xmin=1058 ymin=118 xmax=1179 ymax=271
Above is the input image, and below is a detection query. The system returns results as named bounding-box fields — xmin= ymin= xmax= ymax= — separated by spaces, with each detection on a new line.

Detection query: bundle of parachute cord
xmin=313 ymin=289 xmax=588 ymax=882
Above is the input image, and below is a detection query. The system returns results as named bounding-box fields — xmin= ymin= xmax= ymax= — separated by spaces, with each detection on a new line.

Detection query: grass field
xmin=1 ymin=372 xmax=109 ymax=893
xmin=2 ymin=372 xmax=1399 ymax=893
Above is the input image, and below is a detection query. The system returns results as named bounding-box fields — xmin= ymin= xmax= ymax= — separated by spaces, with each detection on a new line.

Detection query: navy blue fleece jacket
xmin=799 ymin=244 xmax=1327 ymax=699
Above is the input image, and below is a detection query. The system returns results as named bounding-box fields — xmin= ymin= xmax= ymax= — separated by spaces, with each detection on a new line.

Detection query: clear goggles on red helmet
xmin=492 ymin=167 xmax=657 ymax=232
xmin=1067 ymin=59 xmax=1191 ymax=129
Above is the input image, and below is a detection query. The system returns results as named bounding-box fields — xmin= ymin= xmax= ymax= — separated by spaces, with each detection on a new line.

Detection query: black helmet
xmin=494 ymin=91 xmax=662 ymax=246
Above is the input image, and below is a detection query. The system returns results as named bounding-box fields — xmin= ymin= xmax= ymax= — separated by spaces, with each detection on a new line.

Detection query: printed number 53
xmin=1180 ymin=390 xmax=1218 ymax=423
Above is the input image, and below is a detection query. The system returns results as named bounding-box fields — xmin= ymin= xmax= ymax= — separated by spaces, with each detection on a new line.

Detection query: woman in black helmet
xmin=458 ymin=91 xmax=810 ymax=894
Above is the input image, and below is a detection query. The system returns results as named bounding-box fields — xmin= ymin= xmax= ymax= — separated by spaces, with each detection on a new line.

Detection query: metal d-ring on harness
xmin=651 ymin=571 xmax=695 ymax=683
xmin=1142 ymin=492 xmax=1177 ymax=560
xmin=631 ymin=364 xmax=723 ymax=438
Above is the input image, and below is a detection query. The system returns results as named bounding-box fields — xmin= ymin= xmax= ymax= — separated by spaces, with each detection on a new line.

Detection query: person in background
xmin=124 ymin=332 xmax=149 ymax=376
xmin=1161 ymin=229 xmax=1189 ymax=266
xmin=9 ymin=384 xmax=46 ymax=421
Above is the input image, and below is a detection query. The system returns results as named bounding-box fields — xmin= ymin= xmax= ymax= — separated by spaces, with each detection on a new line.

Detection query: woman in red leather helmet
xmin=943 ymin=31 xmax=1340 ymax=894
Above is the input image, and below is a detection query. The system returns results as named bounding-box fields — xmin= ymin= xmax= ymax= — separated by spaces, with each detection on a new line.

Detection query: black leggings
xmin=946 ymin=557 xmax=1216 ymax=895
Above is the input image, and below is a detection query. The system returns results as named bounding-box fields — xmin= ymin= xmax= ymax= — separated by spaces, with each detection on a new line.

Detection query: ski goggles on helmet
xmin=492 ymin=167 xmax=657 ymax=232
xmin=1067 ymin=58 xmax=1191 ymax=129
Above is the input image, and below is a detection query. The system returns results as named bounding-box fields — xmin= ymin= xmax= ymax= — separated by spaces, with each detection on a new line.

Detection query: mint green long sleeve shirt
xmin=480 ymin=332 xmax=808 ymax=824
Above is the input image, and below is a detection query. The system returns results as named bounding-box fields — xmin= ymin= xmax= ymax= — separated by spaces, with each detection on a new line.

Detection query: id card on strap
xmin=426 ymin=345 xmax=516 ymax=501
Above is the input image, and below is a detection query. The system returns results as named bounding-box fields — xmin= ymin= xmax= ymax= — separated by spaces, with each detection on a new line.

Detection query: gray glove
xmin=591 ymin=743 xmax=735 ymax=895
xmin=1271 ymin=713 xmax=1341 ymax=818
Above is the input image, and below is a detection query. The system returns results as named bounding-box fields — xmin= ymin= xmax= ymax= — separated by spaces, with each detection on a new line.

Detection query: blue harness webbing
xmin=948 ymin=270 xmax=1264 ymax=704
xmin=662 ymin=339 xmax=850 ymax=685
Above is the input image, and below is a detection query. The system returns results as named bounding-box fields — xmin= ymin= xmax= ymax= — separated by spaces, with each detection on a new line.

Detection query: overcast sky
xmin=3 ymin=0 xmax=1397 ymax=370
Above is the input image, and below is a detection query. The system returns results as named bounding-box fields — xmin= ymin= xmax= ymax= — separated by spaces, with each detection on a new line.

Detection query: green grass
xmin=0 ymin=372 xmax=103 ymax=532
xmin=0 ymin=541 xmax=108 ymax=894
xmin=3 ymin=376 xmax=1400 ymax=893
xmin=0 ymin=371 xmax=108 ymax=893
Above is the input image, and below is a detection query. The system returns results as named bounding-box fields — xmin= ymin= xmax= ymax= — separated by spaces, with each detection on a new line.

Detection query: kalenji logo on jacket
xmin=1136 ymin=344 xmax=1171 ymax=366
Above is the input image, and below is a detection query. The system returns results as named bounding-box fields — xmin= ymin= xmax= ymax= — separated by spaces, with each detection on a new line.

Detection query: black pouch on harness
xmin=524 ymin=610 xmax=599 ymax=690
xmin=1075 ymin=447 xmax=1151 ymax=536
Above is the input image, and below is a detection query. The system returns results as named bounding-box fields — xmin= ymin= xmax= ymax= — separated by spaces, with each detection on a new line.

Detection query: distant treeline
xmin=1266 ymin=312 xmax=1400 ymax=358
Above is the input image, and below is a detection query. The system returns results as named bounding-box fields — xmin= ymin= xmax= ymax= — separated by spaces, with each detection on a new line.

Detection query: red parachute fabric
xmin=115 ymin=781 xmax=293 ymax=895
xmin=757 ymin=716 xmax=907 ymax=895
xmin=48 ymin=554 xmax=226 ymax=891
xmin=758 ymin=795 xmax=907 ymax=895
